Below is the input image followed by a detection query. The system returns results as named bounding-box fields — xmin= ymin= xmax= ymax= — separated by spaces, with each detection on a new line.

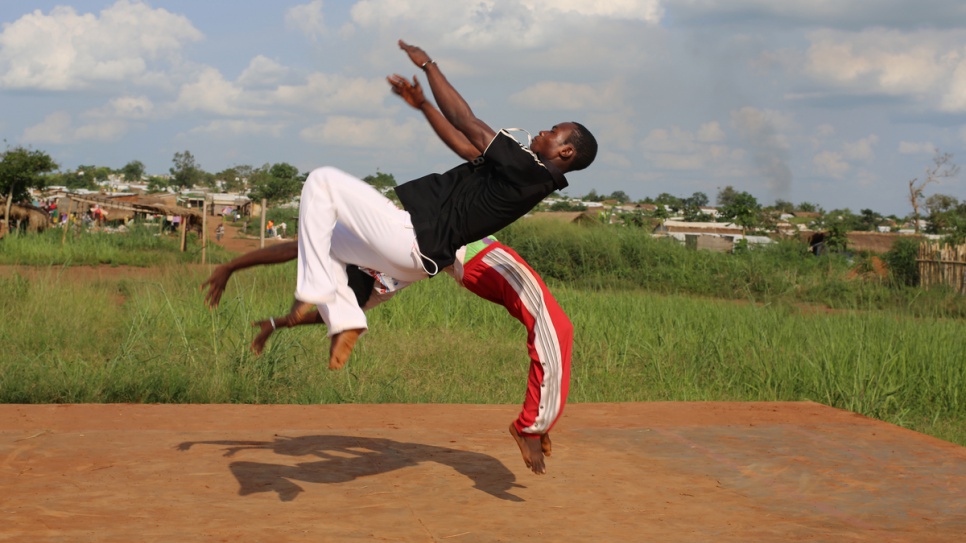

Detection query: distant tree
xmin=654 ymin=192 xmax=683 ymax=211
xmin=716 ymin=185 xmax=739 ymax=207
xmin=583 ymin=189 xmax=601 ymax=202
xmin=65 ymin=167 xmax=97 ymax=190
xmin=908 ymin=150 xmax=959 ymax=234
xmin=607 ymin=190 xmax=630 ymax=204
xmin=121 ymin=160 xmax=145 ymax=182
xmin=214 ymin=167 xmax=248 ymax=193
xmin=146 ymin=176 xmax=169 ymax=193
xmin=650 ymin=204 xmax=670 ymax=221
xmin=857 ymin=208 xmax=884 ymax=232
xmin=549 ymin=199 xmax=587 ymax=212
xmin=362 ymin=171 xmax=397 ymax=190
xmin=71 ymin=165 xmax=112 ymax=189
xmin=797 ymin=201 xmax=822 ymax=213
xmin=249 ymin=162 xmax=303 ymax=204
xmin=170 ymin=150 xmax=203 ymax=190
xmin=824 ymin=217 xmax=850 ymax=252
xmin=924 ymin=193 xmax=961 ymax=235
xmin=682 ymin=203 xmax=712 ymax=223
xmin=718 ymin=190 xmax=761 ymax=231
xmin=822 ymin=208 xmax=861 ymax=232
xmin=687 ymin=191 xmax=709 ymax=207
xmin=681 ymin=192 xmax=711 ymax=221
xmin=772 ymin=199 xmax=795 ymax=214
xmin=1 ymin=144 xmax=58 ymax=232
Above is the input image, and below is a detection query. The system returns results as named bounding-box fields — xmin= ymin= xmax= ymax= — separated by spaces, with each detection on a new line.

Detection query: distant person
xmin=216 ymin=223 xmax=225 ymax=242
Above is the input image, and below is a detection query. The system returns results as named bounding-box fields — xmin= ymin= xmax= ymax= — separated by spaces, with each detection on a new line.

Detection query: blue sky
xmin=3 ymin=1 xmax=966 ymax=216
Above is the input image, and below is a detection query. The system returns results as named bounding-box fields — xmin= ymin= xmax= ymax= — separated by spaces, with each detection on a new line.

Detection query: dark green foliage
xmin=500 ymin=218 xmax=966 ymax=318
xmin=884 ymin=236 xmax=920 ymax=287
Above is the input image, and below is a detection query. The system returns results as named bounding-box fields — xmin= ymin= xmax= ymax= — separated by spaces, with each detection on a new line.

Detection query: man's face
xmin=531 ymin=122 xmax=576 ymax=158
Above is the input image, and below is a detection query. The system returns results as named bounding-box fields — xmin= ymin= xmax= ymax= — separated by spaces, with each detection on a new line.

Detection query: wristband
xmin=420 ymin=59 xmax=436 ymax=70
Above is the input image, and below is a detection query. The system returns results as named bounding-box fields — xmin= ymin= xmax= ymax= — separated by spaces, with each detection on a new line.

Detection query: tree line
xmin=2 ymin=143 xmax=963 ymax=242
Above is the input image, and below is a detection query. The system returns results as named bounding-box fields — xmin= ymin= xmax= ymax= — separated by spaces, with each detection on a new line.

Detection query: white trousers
xmin=296 ymin=167 xmax=428 ymax=335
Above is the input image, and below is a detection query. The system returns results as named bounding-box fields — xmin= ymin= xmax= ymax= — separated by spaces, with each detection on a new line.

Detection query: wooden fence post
xmin=260 ymin=198 xmax=267 ymax=249
xmin=61 ymin=198 xmax=73 ymax=246
xmin=202 ymin=200 xmax=208 ymax=265
xmin=179 ymin=215 xmax=188 ymax=252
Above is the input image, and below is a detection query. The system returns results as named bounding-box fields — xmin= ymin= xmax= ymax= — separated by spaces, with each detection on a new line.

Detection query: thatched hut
xmin=1 ymin=199 xmax=51 ymax=234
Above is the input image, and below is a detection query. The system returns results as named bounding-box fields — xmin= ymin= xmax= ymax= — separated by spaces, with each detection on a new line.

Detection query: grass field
xmin=1 ymin=222 xmax=964 ymax=445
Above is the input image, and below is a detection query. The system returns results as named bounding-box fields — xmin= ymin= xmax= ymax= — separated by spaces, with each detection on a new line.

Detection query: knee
xmin=306 ymin=166 xmax=340 ymax=184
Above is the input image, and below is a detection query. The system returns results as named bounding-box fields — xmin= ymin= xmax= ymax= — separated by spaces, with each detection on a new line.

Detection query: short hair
xmin=566 ymin=122 xmax=598 ymax=171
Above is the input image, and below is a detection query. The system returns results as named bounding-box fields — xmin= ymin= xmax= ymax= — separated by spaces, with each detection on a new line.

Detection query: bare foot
xmin=509 ymin=423 xmax=547 ymax=475
xmin=250 ymin=319 xmax=277 ymax=355
xmin=329 ymin=328 xmax=364 ymax=370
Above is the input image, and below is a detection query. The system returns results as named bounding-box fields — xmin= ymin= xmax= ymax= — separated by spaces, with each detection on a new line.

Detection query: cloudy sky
xmin=3 ymin=0 xmax=966 ymax=216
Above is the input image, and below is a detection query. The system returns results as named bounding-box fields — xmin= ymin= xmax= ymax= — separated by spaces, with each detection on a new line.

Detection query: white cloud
xmin=942 ymin=59 xmax=966 ymax=112
xmin=509 ymin=80 xmax=624 ymax=111
xmin=175 ymin=67 xmax=251 ymax=116
xmin=88 ymin=96 xmax=155 ymax=120
xmin=667 ymin=0 xmax=966 ymax=28
xmin=697 ymin=121 xmax=726 ymax=142
xmin=75 ymin=120 xmax=128 ymax=142
xmin=22 ymin=112 xmax=73 ymax=144
xmin=524 ymin=0 xmax=663 ymax=22
xmin=811 ymin=135 xmax=877 ymax=180
xmin=0 ymin=0 xmax=202 ymax=90
xmin=22 ymin=111 xmax=128 ymax=143
xmin=272 ymin=73 xmax=390 ymax=114
xmin=300 ymin=116 xmax=420 ymax=146
xmin=813 ymin=150 xmax=850 ymax=179
xmin=188 ymin=120 xmax=286 ymax=138
xmin=286 ymin=1 xmax=327 ymax=41
xmin=349 ymin=0 xmax=661 ymax=50
xmin=238 ymin=56 xmax=292 ymax=88
xmin=842 ymin=135 xmax=878 ymax=161
xmin=641 ymin=122 xmax=741 ymax=171
xmin=815 ymin=124 xmax=836 ymax=138
xmin=899 ymin=141 xmax=936 ymax=154
xmin=804 ymin=28 xmax=966 ymax=111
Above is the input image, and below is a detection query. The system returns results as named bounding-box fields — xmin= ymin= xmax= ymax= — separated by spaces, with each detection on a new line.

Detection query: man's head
xmin=532 ymin=122 xmax=598 ymax=173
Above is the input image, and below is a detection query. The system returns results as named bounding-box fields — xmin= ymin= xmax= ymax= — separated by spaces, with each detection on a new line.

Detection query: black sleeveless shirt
xmin=394 ymin=130 xmax=568 ymax=274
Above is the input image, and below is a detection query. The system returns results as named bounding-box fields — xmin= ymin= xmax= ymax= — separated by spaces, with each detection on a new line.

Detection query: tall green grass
xmin=1 ymin=262 xmax=964 ymax=445
xmin=501 ymin=219 xmax=966 ymax=318
xmin=2 ymin=221 xmax=965 ymax=444
xmin=0 ymin=225 xmax=232 ymax=266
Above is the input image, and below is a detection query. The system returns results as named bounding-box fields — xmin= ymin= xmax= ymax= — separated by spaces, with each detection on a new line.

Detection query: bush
xmin=884 ymin=237 xmax=920 ymax=287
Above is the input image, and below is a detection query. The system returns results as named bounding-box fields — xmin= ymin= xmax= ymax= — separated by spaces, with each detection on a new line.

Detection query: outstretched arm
xmin=387 ymin=74 xmax=479 ymax=161
xmin=201 ymin=241 xmax=299 ymax=308
xmin=398 ymin=40 xmax=496 ymax=154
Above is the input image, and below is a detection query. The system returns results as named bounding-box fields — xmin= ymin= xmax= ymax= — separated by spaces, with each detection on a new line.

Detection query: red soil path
xmin=2 ymin=402 xmax=965 ymax=542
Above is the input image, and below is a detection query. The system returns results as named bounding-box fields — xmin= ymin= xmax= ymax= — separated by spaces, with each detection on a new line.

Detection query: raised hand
xmin=398 ymin=39 xmax=432 ymax=68
xmin=387 ymin=74 xmax=426 ymax=109
xmin=200 ymin=265 xmax=232 ymax=308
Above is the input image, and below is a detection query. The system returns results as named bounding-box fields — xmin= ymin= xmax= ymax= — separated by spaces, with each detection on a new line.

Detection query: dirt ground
xmin=2 ymin=402 xmax=965 ymax=542
xmin=206 ymin=216 xmax=287 ymax=255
